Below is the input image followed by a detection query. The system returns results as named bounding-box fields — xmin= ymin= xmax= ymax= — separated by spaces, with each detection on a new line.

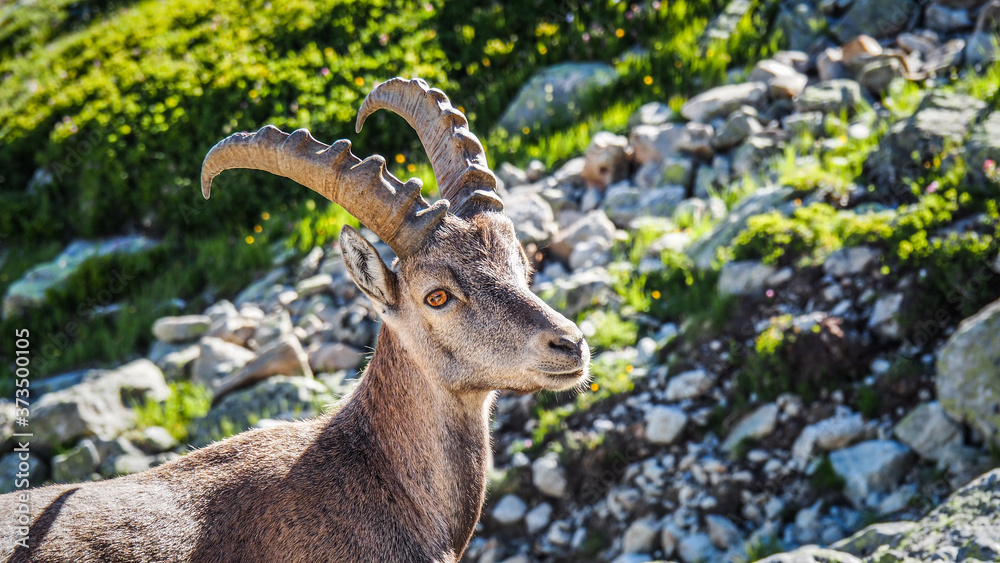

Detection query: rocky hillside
xmin=2 ymin=0 xmax=999 ymax=562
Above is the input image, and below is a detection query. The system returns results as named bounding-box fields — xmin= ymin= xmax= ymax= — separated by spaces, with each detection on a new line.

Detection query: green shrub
xmin=132 ymin=380 xmax=212 ymax=442
xmin=581 ymin=310 xmax=638 ymax=351
xmin=0 ymin=0 xmax=450 ymax=245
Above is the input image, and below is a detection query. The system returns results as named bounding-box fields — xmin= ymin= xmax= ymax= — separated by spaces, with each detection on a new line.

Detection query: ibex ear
xmin=339 ymin=225 xmax=398 ymax=309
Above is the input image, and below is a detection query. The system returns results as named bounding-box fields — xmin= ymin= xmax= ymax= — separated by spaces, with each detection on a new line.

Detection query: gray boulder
xmin=532 ymin=453 xmax=568 ymax=498
xmin=824 ymin=246 xmax=880 ymax=278
xmin=212 ymin=334 xmax=313 ymax=401
xmin=603 ymin=184 xmax=685 ymax=227
xmin=795 ymin=79 xmax=864 ymax=115
xmin=868 ymin=92 xmax=986 ymax=190
xmin=2 ymin=236 xmax=157 ymax=317
xmin=549 ymin=210 xmax=616 ymax=265
xmin=0 ymin=452 xmax=47 ymax=494
xmin=831 ymin=0 xmax=918 ymax=41
xmin=868 ymin=292 xmax=904 ymax=339
xmin=731 ymin=134 xmax=783 ymax=176
xmin=192 ymin=336 xmax=255 ymax=388
xmin=722 ymin=402 xmax=779 ymax=452
xmin=189 ymin=376 xmax=335 ymax=447
xmin=680 ymin=82 xmax=768 ymax=123
xmin=831 ymin=469 xmax=1000 ymax=561
xmin=33 ymin=360 xmax=169 ymax=451
xmin=718 ymin=260 xmax=777 ymax=297
xmin=499 ymin=62 xmax=617 ymax=133
xmin=51 ymin=439 xmax=101 ymax=483
xmin=829 ymin=440 xmax=912 ymax=508
xmin=629 ymin=101 xmax=674 ymax=127
xmin=504 ymin=189 xmax=558 ymax=245
xmin=645 ymin=405 xmax=688 ymax=445
xmin=581 ymin=132 xmax=631 ymax=191
xmin=893 ymin=401 xmax=963 ymax=461
xmin=308 ymin=341 xmax=364 ymax=373
xmin=536 ymin=267 xmax=612 ymax=318
xmin=937 ymin=298 xmax=1000 ymax=444
xmin=491 ymin=494 xmax=528 ymax=526
xmin=775 ymin=1 xmax=827 ymax=51
xmin=755 ymin=547 xmax=860 ymax=563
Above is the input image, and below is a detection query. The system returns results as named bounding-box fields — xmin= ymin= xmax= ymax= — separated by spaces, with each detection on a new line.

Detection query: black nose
xmin=548 ymin=335 xmax=582 ymax=357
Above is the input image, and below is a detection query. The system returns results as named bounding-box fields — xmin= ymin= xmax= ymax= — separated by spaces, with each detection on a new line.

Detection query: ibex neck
xmin=352 ymin=324 xmax=493 ymax=556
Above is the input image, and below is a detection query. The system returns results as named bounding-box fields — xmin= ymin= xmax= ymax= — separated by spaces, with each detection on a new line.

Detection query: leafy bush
xmin=0 ymin=0 xmax=451 ymax=245
xmin=581 ymin=310 xmax=638 ymax=351
xmin=133 ymin=380 xmax=212 ymax=442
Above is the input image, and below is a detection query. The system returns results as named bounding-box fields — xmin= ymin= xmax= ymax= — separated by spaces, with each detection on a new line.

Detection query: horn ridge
xmin=356 ymin=77 xmax=501 ymax=212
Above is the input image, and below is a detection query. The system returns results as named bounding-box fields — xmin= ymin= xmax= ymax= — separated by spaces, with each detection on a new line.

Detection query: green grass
xmin=743 ymin=535 xmax=785 ymax=562
xmin=811 ymin=454 xmax=846 ymax=494
xmin=581 ymin=310 xmax=639 ymax=351
xmin=132 ymin=380 xmax=212 ymax=442
xmin=531 ymin=352 xmax=636 ymax=450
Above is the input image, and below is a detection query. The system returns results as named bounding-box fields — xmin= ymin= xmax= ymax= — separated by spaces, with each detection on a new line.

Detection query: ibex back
xmin=0 ymin=78 xmax=590 ymax=562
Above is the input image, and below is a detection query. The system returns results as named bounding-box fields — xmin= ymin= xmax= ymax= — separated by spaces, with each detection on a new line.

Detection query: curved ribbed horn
xmin=201 ymin=125 xmax=448 ymax=258
xmin=356 ymin=77 xmax=503 ymax=216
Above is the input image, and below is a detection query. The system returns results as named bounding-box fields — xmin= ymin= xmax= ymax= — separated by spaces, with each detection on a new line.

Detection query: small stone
xmin=824 ymin=246 xmax=880 ymax=277
xmin=665 ymin=369 xmax=714 ymax=401
xmin=925 ymin=3 xmax=973 ymax=32
xmin=51 ymin=439 xmax=100 ymax=483
xmin=795 ymin=79 xmax=864 ymax=115
xmin=937 ymin=298 xmax=1000 ymax=444
xmin=212 ymin=334 xmax=313 ymax=400
xmin=646 ymin=406 xmax=689 ymax=444
xmin=152 ymin=315 xmax=211 ymax=343
xmin=722 ymin=403 xmax=779 ymax=452
xmin=205 ymin=316 xmax=257 ymax=348
xmin=706 ymin=514 xmax=742 ymax=550
xmin=713 ymin=110 xmax=763 ymax=150
xmin=832 ymin=0 xmax=918 ymax=41
xmin=660 ymin=524 xmax=680 ymax=557
xmin=678 ymin=533 xmax=719 ymax=563
xmin=532 ymin=453 xmax=568 ymax=498
xmin=868 ymin=293 xmax=905 ymax=339
xmin=491 ymin=494 xmax=528 ymax=525
xmin=817 ymin=48 xmax=849 ymax=81
xmin=793 ymin=410 xmax=866 ymax=463
xmin=0 ymin=453 xmax=47 ymax=494
xmin=582 ymin=132 xmax=631 ymax=190
xmin=830 ymin=440 xmax=912 ymax=508
xmin=136 ymin=426 xmax=178 ymax=453
xmin=525 ymin=502 xmax=552 ymax=534
xmin=498 ymin=162 xmax=528 ymax=188
xmin=308 ymin=342 xmax=364 ymax=373
xmin=630 ymin=101 xmax=674 ymax=127
xmin=623 ymin=517 xmax=660 ymax=553
xmin=680 ymin=82 xmax=768 ymax=123
xmin=749 ymin=59 xmax=808 ymax=98
xmin=294 ymin=274 xmax=333 ymax=298
xmin=718 ymin=260 xmax=776 ymax=297
xmin=893 ymin=401 xmax=963 ymax=461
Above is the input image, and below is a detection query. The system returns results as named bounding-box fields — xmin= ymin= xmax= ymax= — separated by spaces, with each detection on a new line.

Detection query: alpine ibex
xmin=0 ymin=78 xmax=590 ymax=562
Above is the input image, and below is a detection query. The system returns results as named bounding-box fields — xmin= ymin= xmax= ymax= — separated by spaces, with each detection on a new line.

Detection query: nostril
xmin=548 ymin=336 xmax=581 ymax=356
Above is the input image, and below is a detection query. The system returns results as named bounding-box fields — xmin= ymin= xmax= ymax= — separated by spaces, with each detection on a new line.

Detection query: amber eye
xmin=425 ymin=289 xmax=449 ymax=308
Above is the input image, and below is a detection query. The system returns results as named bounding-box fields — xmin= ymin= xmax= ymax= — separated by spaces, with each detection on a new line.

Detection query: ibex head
xmin=201 ymin=78 xmax=589 ymax=394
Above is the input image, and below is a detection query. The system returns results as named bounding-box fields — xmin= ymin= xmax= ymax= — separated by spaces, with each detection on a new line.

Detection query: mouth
xmin=537 ymin=367 xmax=589 ymax=391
